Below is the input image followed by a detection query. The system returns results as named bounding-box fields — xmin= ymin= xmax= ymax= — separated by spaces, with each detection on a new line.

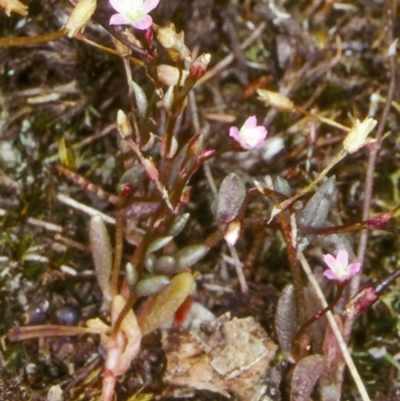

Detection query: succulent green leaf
xmin=168 ymin=213 xmax=190 ymax=237
xmin=175 ymin=244 xmax=209 ymax=271
xmin=125 ymin=262 xmax=138 ymax=290
xmin=135 ymin=275 xmax=170 ymax=298
xmin=154 ymin=255 xmax=176 ymax=275
xmin=131 ymin=79 xmax=148 ymax=117
xmin=147 ymin=236 xmax=174 ymax=254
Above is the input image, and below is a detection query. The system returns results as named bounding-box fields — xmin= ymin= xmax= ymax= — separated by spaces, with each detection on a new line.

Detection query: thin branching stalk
xmin=352 ymin=0 xmax=397 ymax=298
xmin=278 ymin=148 xmax=347 ymax=211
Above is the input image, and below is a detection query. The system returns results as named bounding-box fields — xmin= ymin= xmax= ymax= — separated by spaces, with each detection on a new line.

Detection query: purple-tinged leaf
xmin=215 ymin=173 xmax=246 ymax=225
xmin=290 ymin=354 xmax=324 ymax=401
xmin=275 ymin=284 xmax=297 ymax=358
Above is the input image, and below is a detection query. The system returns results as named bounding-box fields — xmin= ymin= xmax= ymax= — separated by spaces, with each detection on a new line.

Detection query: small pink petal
xmin=110 ymin=13 xmax=130 ymax=25
xmin=143 ymin=0 xmax=160 ymax=13
xmin=323 ymin=270 xmax=338 ymax=281
xmin=109 ymin=0 xmax=129 ymax=13
xmin=242 ymin=115 xmax=258 ymax=130
xmin=131 ymin=15 xmax=153 ymax=29
xmin=336 ymin=249 xmax=349 ymax=266
xmin=323 ymin=253 xmax=336 ymax=270
xmin=248 ymin=126 xmax=268 ymax=145
xmin=229 ymin=126 xmax=240 ymax=142
xmin=348 ymin=262 xmax=361 ymax=276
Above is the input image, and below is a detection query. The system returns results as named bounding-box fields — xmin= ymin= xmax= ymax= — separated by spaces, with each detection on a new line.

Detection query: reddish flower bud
xmin=189 ymin=53 xmax=211 ymax=80
xmin=345 ymin=285 xmax=379 ymax=317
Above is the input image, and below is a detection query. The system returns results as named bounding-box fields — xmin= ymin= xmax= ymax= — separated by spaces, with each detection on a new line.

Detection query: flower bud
xmin=224 ymin=220 xmax=241 ymax=246
xmin=345 ymin=285 xmax=379 ymax=317
xmin=189 ymin=53 xmax=211 ymax=80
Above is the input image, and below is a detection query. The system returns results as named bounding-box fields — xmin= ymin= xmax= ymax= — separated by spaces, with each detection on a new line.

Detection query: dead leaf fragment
xmin=0 ymin=0 xmax=28 ymax=16
xmin=162 ymin=313 xmax=278 ymax=400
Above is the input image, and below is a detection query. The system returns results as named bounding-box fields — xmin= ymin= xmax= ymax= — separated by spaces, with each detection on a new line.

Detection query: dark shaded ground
xmin=1 ymin=0 xmax=400 ymax=400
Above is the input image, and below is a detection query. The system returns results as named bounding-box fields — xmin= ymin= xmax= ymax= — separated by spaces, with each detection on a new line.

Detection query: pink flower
xmin=229 ymin=116 xmax=268 ymax=150
xmin=109 ymin=0 xmax=160 ymax=30
xmin=323 ymin=249 xmax=361 ymax=283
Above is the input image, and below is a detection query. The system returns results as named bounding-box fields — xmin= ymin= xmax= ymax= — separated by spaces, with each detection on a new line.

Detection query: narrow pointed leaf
xmin=168 ymin=213 xmax=190 ymax=237
xmin=147 ymin=236 xmax=174 ymax=254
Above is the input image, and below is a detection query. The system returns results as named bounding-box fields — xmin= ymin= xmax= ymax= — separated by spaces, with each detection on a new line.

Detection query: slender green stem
xmin=293 ymin=106 xmax=350 ymax=132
